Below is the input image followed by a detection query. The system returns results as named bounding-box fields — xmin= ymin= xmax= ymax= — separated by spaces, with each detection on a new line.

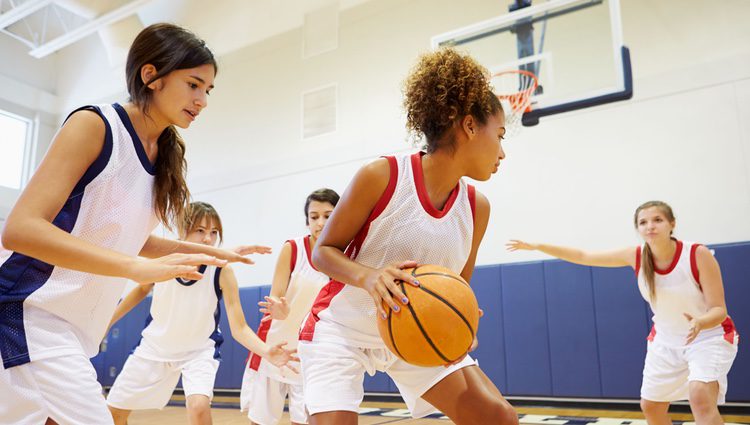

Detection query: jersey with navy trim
xmin=134 ymin=265 xmax=224 ymax=362
xmin=637 ymin=240 xmax=737 ymax=347
xmin=0 ymin=103 xmax=159 ymax=368
xmin=300 ymin=152 xmax=476 ymax=348
xmin=250 ymin=235 xmax=330 ymax=383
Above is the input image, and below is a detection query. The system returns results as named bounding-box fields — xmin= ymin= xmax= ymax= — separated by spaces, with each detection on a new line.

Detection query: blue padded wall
xmin=501 ymin=262 xmax=552 ymax=396
xmin=95 ymin=242 xmax=749 ymax=402
xmin=544 ymin=261 xmax=601 ymax=397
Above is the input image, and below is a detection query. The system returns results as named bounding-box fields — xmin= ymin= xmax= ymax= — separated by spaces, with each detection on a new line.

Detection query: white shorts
xmin=107 ymin=349 xmax=219 ymax=410
xmin=241 ymin=366 xmax=307 ymax=425
xmin=298 ymin=340 xmax=476 ymax=418
xmin=0 ymin=353 xmax=112 ymax=425
xmin=641 ymin=334 xmax=739 ymax=403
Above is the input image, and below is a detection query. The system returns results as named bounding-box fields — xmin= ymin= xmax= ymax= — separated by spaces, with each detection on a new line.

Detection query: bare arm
xmin=507 ymin=240 xmax=637 ymax=269
xmin=684 ymin=245 xmax=728 ymax=343
xmin=258 ymin=241 xmax=293 ymax=321
xmin=1 ymin=110 xmax=225 ymax=284
xmin=460 ymin=191 xmax=491 ymax=283
xmin=311 ymin=158 xmax=419 ymax=319
xmin=139 ymin=235 xmax=271 ymax=264
xmin=219 ymin=265 xmax=298 ymax=370
xmin=108 ymin=284 xmax=153 ymax=331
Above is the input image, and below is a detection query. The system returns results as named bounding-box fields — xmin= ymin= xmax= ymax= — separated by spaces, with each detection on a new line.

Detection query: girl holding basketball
xmin=298 ymin=48 xmax=517 ymax=425
xmin=106 ymin=201 xmax=298 ymax=425
xmin=507 ymin=200 xmax=738 ymax=425
xmin=0 ymin=24 xmax=255 ymax=424
xmin=241 ymin=188 xmax=339 ymax=425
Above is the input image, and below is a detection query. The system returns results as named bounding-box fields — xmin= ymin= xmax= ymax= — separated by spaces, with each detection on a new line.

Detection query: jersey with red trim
xmin=636 ymin=240 xmax=737 ymax=347
xmin=300 ymin=152 xmax=476 ymax=348
xmin=249 ymin=235 xmax=330 ymax=383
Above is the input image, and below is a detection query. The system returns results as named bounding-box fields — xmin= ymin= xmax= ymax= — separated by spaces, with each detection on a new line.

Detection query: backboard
xmin=432 ymin=0 xmax=632 ymax=126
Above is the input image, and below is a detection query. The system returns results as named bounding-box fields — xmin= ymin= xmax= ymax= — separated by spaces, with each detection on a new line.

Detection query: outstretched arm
xmin=259 ymin=241 xmax=293 ymax=322
xmin=220 ymin=265 xmax=299 ymax=371
xmin=108 ymin=284 xmax=153 ymax=332
xmin=1 ymin=110 xmax=222 ymax=284
xmin=507 ymin=240 xmax=637 ymax=269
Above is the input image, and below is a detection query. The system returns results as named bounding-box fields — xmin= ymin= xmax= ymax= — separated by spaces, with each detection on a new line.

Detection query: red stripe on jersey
xmin=411 ymin=152 xmax=459 ymax=219
xmin=248 ymin=314 xmax=272 ymax=370
xmin=288 ymin=239 xmax=297 ymax=274
xmin=635 ymin=247 xmax=641 ymax=277
xmin=299 ymin=156 xmax=398 ymax=341
xmin=299 ymin=280 xmax=345 ymax=341
xmin=304 ymin=235 xmax=319 ymax=271
xmin=647 ymin=324 xmax=656 ymax=342
xmin=654 ymin=240 xmax=683 ymax=275
xmin=468 ymin=185 xmax=476 ymax=225
xmin=722 ymin=316 xmax=738 ymax=344
xmin=690 ymin=243 xmax=702 ymax=290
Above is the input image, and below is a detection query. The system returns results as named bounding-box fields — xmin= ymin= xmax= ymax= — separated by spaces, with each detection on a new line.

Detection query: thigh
xmin=107 ymin=355 xmax=181 ymax=410
xmin=641 ymin=342 xmax=689 ymax=402
xmin=298 ymin=341 xmax=367 ymax=416
xmin=686 ymin=337 xmax=738 ymax=404
xmin=181 ymin=355 xmax=219 ymax=399
xmin=289 ymin=382 xmax=309 ymax=424
xmin=245 ymin=372 xmax=288 ymax=425
xmin=386 ymin=354 xmax=477 ymax=418
xmin=420 ymin=363 xmax=510 ymax=420
xmin=34 ymin=354 xmax=113 ymax=425
xmin=0 ymin=362 xmax=49 ymax=425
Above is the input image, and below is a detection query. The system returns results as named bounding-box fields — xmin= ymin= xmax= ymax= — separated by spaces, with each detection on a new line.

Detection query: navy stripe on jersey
xmin=112 ymin=103 xmax=156 ymax=175
xmin=0 ymin=106 xmax=114 ymax=368
xmin=176 ymin=264 xmax=208 ymax=287
xmin=131 ymin=313 xmax=155 ymax=354
xmin=209 ymin=267 xmax=224 ymax=360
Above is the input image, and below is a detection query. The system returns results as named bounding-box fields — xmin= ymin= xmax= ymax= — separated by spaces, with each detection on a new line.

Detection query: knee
xmin=640 ymin=399 xmax=663 ymax=416
xmin=462 ymin=399 xmax=518 ymax=425
xmin=187 ymin=396 xmax=212 ymax=418
xmin=689 ymin=386 xmax=717 ymax=417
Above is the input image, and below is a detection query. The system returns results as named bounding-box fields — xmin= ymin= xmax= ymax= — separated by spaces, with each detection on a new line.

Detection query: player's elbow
xmin=1 ymin=220 xmax=23 ymax=252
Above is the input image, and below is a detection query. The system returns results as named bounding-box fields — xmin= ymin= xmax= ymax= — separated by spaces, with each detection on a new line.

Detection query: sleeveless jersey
xmin=636 ymin=240 xmax=737 ymax=347
xmin=249 ymin=235 xmax=330 ymax=383
xmin=0 ymin=103 xmax=159 ymax=368
xmin=300 ymin=152 xmax=476 ymax=348
xmin=134 ymin=265 xmax=224 ymax=362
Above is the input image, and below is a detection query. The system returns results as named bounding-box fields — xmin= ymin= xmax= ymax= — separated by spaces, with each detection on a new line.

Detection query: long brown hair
xmin=179 ymin=202 xmax=223 ymax=243
xmin=125 ymin=23 xmax=217 ymax=230
xmin=634 ymin=200 xmax=676 ymax=301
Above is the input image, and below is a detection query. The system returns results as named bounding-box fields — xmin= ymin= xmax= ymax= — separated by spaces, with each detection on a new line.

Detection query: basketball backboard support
xmin=432 ymin=0 xmax=632 ymax=126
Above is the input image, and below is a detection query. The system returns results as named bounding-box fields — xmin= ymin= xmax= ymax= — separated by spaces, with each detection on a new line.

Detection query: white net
xmin=491 ymin=70 xmax=538 ymax=137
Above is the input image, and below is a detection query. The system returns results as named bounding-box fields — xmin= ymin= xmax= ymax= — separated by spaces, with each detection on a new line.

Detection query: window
xmin=0 ymin=110 xmax=31 ymax=190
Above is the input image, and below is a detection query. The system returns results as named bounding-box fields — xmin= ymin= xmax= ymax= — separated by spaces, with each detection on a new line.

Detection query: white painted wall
xmin=5 ymin=0 xmax=750 ymax=286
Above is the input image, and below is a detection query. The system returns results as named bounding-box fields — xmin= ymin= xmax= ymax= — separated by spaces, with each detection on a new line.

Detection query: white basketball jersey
xmin=134 ymin=265 xmax=223 ymax=362
xmin=0 ymin=103 xmax=159 ymax=368
xmin=636 ymin=240 xmax=737 ymax=347
xmin=249 ymin=235 xmax=329 ymax=383
xmin=300 ymin=153 xmax=476 ymax=348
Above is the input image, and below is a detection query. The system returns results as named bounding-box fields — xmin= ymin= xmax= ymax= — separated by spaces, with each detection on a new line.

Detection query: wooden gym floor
xmin=125 ymin=395 xmax=750 ymax=424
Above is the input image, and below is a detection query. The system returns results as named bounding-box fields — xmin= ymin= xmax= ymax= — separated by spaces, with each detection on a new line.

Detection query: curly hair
xmin=403 ymin=48 xmax=502 ymax=153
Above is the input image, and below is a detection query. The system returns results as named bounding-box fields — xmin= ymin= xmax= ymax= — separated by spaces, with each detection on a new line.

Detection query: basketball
xmin=377 ymin=264 xmax=480 ymax=367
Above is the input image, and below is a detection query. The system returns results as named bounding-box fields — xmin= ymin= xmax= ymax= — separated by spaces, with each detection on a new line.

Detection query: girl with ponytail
xmin=507 ymin=200 xmax=738 ymax=425
xmin=0 ymin=23 xmax=264 ymax=424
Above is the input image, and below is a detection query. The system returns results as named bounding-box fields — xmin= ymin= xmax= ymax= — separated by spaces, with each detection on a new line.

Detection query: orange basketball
xmin=377 ymin=264 xmax=480 ymax=367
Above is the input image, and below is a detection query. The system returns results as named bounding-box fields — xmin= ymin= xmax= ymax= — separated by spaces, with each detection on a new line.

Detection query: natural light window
xmin=0 ymin=111 xmax=30 ymax=190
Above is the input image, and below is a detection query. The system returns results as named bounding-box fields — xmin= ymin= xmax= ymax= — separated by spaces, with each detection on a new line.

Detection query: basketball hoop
xmin=492 ymin=69 xmax=538 ymax=136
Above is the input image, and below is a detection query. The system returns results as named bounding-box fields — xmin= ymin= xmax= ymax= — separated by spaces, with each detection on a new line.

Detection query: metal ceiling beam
xmin=0 ymin=0 xmax=53 ymax=29
xmin=28 ymin=0 xmax=152 ymax=58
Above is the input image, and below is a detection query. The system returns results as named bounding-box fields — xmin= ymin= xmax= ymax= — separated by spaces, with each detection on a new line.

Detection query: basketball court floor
xmin=125 ymin=395 xmax=750 ymax=425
